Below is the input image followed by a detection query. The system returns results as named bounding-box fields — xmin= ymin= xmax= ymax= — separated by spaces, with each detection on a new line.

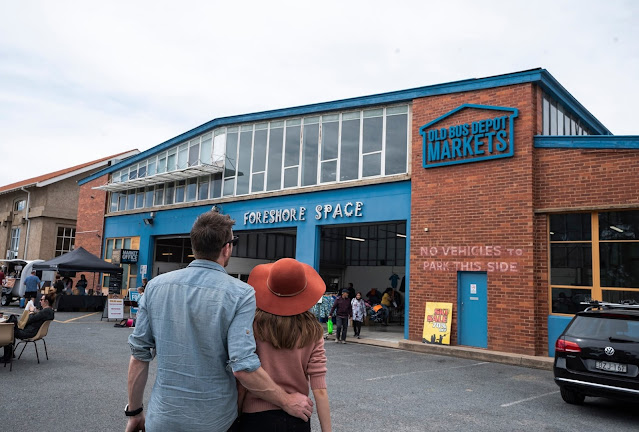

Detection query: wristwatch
xmin=124 ymin=404 xmax=143 ymax=416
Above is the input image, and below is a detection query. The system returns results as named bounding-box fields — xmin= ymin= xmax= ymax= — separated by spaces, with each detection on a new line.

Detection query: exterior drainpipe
xmin=20 ymin=187 xmax=31 ymax=260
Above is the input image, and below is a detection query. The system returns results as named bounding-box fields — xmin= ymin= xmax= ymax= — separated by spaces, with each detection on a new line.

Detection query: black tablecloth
xmin=57 ymin=295 xmax=107 ymax=312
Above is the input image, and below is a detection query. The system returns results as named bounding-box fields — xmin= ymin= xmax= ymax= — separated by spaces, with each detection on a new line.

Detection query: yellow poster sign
xmin=422 ymin=302 xmax=453 ymax=345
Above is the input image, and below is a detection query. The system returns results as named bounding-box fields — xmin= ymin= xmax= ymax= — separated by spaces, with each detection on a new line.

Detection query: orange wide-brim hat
xmin=248 ymin=258 xmax=326 ymax=316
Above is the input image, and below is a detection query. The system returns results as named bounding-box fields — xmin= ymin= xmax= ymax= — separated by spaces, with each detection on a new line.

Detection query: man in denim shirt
xmin=126 ymin=211 xmax=314 ymax=432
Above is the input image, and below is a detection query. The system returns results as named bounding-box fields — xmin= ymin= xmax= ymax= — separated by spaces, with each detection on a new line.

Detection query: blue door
xmin=458 ymin=271 xmax=487 ymax=348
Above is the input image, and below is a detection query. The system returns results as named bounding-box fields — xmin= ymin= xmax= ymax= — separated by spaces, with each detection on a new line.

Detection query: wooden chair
xmin=14 ymin=320 xmax=52 ymax=364
xmin=0 ymin=323 xmax=15 ymax=371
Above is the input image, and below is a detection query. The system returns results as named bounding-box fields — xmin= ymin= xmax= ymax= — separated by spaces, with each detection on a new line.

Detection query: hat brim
xmin=248 ymin=261 xmax=326 ymax=317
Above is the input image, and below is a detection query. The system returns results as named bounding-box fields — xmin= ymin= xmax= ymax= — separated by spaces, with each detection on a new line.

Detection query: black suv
xmin=554 ymin=301 xmax=639 ymax=404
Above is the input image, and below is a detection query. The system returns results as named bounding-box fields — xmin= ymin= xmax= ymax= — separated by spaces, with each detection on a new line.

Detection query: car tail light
xmin=555 ymin=338 xmax=581 ymax=353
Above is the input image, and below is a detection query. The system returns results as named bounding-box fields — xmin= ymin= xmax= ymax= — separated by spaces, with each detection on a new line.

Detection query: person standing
xmin=76 ymin=274 xmax=88 ymax=295
xmin=126 ymin=210 xmax=313 ymax=432
xmin=381 ymin=288 xmax=395 ymax=326
xmin=351 ymin=292 xmax=366 ymax=339
xmin=240 ymin=258 xmax=332 ymax=432
xmin=23 ymin=270 xmax=41 ymax=301
xmin=346 ymin=282 xmax=355 ymax=300
xmin=328 ymin=290 xmax=351 ymax=344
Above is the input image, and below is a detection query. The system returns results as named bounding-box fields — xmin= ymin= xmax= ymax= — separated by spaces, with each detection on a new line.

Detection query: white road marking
xmin=366 ymin=361 xmax=489 ymax=381
xmin=500 ymin=390 xmax=560 ymax=407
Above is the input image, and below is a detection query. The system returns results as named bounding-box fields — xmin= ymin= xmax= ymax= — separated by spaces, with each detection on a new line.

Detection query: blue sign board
xmin=420 ymin=104 xmax=519 ymax=168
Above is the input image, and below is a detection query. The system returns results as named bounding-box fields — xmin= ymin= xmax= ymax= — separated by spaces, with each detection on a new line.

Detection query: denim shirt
xmin=128 ymin=260 xmax=261 ymax=432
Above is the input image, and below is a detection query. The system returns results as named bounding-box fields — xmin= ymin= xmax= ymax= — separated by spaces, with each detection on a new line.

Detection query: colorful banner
xmin=422 ymin=302 xmax=453 ymax=345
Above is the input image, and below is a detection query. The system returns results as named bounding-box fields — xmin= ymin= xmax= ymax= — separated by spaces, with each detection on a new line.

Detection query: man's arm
xmin=234 ymin=368 xmax=313 ymax=421
xmin=125 ymin=356 xmax=148 ymax=432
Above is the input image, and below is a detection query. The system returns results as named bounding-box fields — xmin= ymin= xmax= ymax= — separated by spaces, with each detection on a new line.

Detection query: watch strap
xmin=125 ymin=404 xmax=143 ymax=416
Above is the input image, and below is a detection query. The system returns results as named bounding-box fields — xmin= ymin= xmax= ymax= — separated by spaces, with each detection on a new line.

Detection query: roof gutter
xmin=20 ymin=187 xmax=31 ymax=260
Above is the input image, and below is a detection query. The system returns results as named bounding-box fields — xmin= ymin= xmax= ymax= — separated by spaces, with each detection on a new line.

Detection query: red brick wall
xmin=74 ymin=175 xmax=108 ymax=291
xmin=409 ymin=83 xmax=540 ymax=355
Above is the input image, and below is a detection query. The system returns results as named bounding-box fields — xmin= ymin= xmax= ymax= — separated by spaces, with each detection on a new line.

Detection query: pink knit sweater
xmin=242 ymin=337 xmax=327 ymax=413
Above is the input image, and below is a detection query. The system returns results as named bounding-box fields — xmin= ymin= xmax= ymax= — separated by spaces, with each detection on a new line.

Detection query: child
xmin=240 ymin=258 xmax=332 ymax=432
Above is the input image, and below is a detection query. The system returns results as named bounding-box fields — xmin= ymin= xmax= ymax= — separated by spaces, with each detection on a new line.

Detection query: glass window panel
xmin=251 ymin=172 xmax=264 ymax=193
xmin=362 ymin=153 xmax=381 ymax=177
xmin=550 ymin=214 xmax=591 ymax=241
xmin=225 ymin=131 xmax=238 ymax=178
xmin=115 ymin=238 xmax=123 ymax=249
xmin=165 ymin=182 xmax=175 ymax=205
xmin=550 ymin=102 xmax=557 ymax=135
xmin=284 ymin=124 xmax=301 ymax=168
xmin=387 ymin=105 xmax=408 ymax=115
xmin=121 ymin=171 xmax=128 ymax=182
xmin=599 ymin=243 xmax=639 ymax=288
xmin=154 ymin=184 xmax=164 ymax=206
xmin=599 ymin=211 xmax=639 ymax=240
xmin=118 ymin=194 xmax=126 ymax=211
xmin=129 ymin=165 xmax=138 ymax=180
xmin=340 ymin=118 xmax=360 ymax=181
xmin=385 ymin=113 xmax=408 ymax=175
xmin=186 ymin=178 xmax=197 ymax=201
xmin=557 ymin=108 xmax=564 ymax=136
xmin=550 ymin=244 xmax=592 ymax=286
xmin=253 ymin=129 xmax=268 ymax=172
xmin=211 ymin=173 xmax=222 ymax=198
xmin=364 ymin=108 xmax=383 ymax=118
xmin=110 ymin=193 xmax=118 ymax=212
xmin=363 ymin=116 xmax=383 ymax=153
xmin=320 ymin=160 xmax=337 ymax=183
xmin=321 ymin=118 xmax=339 ymax=161
xmin=213 ymin=131 xmax=226 ymax=165
xmin=200 ymin=133 xmax=214 ymax=165
xmin=148 ymin=159 xmax=156 ymax=176
xmin=175 ymin=180 xmax=185 ymax=203
xmin=177 ymin=144 xmax=188 ymax=169
xmin=551 ymin=288 xmax=591 ymax=314
xmin=112 ymin=171 xmax=120 ymax=183
xmin=127 ymin=191 xmax=135 ymax=209
xmin=167 ymin=150 xmax=177 ymax=172
xmin=284 ymin=167 xmax=298 ymax=188
xmin=145 ymin=188 xmax=154 ymax=207
xmin=198 ymin=176 xmax=210 ymax=200
xmin=302 ymin=123 xmax=319 ymax=186
xmin=138 ymin=164 xmax=147 ymax=178
xmin=267 ymin=126 xmax=284 ymax=191
xmin=136 ymin=188 xmax=144 ymax=208
xmin=124 ymin=238 xmax=131 ymax=249
xmin=602 ymin=290 xmax=639 ymax=304
xmin=158 ymin=155 xmax=167 ymax=174
xmin=223 ymin=178 xmax=235 ymax=196
xmin=106 ymin=239 xmax=114 ymax=259
xmin=570 ymin=119 xmax=576 ymax=135
xmin=188 ymin=141 xmax=200 ymax=166
xmin=542 ymin=97 xmax=550 ymax=135
xmin=236 ymin=130 xmax=253 ymax=195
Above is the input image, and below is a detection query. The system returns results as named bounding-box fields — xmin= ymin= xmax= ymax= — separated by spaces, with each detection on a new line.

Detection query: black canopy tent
xmin=32 ymin=247 xmax=123 ymax=274
xmin=33 ymin=247 xmax=123 ymax=312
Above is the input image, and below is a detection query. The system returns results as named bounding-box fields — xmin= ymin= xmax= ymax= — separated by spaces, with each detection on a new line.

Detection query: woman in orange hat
xmin=240 ymin=258 xmax=331 ymax=432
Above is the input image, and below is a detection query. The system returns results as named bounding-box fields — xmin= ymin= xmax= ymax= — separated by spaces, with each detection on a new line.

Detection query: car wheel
xmin=560 ymin=386 xmax=585 ymax=405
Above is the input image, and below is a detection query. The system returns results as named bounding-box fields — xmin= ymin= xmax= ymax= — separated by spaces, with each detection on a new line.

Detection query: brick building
xmin=77 ymin=69 xmax=639 ymax=356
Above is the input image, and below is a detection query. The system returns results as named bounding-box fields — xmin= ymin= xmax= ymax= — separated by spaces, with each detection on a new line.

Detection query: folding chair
xmin=0 ymin=323 xmax=15 ymax=371
xmin=15 ymin=320 xmax=52 ymax=364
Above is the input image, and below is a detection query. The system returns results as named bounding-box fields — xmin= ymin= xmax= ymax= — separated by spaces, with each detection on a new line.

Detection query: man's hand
xmin=281 ymin=392 xmax=314 ymax=422
xmin=125 ymin=413 xmax=145 ymax=432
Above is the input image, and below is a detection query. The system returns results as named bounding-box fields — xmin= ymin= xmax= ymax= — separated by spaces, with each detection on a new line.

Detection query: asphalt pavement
xmin=1 ymin=306 xmax=637 ymax=431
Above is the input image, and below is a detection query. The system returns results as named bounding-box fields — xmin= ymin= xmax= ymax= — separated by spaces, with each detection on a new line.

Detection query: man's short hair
xmin=190 ymin=210 xmax=235 ymax=261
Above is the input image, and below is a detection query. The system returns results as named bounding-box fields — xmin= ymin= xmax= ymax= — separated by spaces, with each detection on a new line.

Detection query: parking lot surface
xmin=1 ymin=307 xmax=637 ymax=431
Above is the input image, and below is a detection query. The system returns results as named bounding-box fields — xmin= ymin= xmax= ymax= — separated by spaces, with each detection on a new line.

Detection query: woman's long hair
xmin=253 ymin=309 xmax=323 ymax=350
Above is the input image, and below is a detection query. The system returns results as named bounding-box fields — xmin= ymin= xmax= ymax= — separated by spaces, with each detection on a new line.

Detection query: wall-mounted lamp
xmin=211 ymin=205 xmax=222 ymax=213
xmin=143 ymin=211 xmax=155 ymax=226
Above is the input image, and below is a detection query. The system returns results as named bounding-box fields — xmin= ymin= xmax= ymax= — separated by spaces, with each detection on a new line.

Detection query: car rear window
xmin=565 ymin=315 xmax=639 ymax=342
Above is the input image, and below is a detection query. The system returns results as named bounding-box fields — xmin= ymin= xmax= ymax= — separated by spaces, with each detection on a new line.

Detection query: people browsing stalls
xmin=381 ymin=288 xmax=395 ymax=325
xmin=351 ymin=292 xmax=366 ymax=338
xmin=2 ymin=292 xmax=55 ymax=362
xmin=328 ymin=290 xmax=352 ymax=343
xmin=75 ymin=274 xmax=88 ymax=295
xmin=241 ymin=258 xmax=331 ymax=432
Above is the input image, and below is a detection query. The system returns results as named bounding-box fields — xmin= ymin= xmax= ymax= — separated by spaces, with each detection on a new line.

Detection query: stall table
xmin=56 ymin=295 xmax=107 ymax=312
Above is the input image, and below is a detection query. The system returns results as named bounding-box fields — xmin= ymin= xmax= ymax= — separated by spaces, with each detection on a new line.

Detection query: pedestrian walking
xmin=351 ymin=292 xmax=366 ymax=338
xmin=240 ymin=258 xmax=332 ymax=431
xmin=328 ymin=289 xmax=351 ymax=343
xmin=125 ymin=210 xmax=313 ymax=432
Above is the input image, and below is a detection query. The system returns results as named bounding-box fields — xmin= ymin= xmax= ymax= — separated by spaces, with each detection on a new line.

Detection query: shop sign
xmin=120 ymin=249 xmax=139 ymax=264
xmin=422 ymin=302 xmax=453 ymax=345
xmin=420 ymin=104 xmax=519 ymax=168
xmin=243 ymin=201 xmax=363 ymax=226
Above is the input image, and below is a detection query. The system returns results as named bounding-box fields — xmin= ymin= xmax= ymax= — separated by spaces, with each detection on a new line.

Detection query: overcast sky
xmin=0 ymin=1 xmax=637 ymax=186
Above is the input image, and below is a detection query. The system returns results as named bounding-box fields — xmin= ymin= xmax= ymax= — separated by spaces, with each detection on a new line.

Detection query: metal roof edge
xmin=534 ymin=135 xmax=639 ymax=149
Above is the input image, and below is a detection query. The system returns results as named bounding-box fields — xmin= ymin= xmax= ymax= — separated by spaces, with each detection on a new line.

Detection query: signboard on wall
xmin=422 ymin=302 xmax=453 ymax=345
xmin=112 ymin=249 xmax=139 ymax=264
xmin=420 ymin=104 xmax=519 ymax=168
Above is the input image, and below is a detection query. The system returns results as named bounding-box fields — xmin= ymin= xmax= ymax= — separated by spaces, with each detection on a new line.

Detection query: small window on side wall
xmin=14 ymin=200 xmax=25 ymax=211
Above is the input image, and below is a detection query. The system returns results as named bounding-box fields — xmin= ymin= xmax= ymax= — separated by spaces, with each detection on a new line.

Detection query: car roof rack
xmin=581 ymin=300 xmax=639 ymax=311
